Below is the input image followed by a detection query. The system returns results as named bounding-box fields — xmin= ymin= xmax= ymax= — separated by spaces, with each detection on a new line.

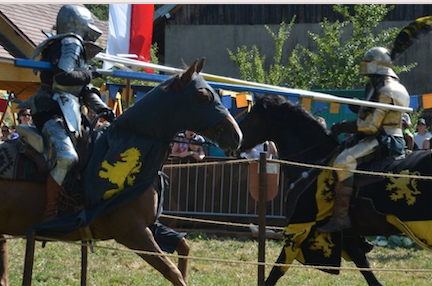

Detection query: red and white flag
xmin=103 ymin=4 xmax=154 ymax=71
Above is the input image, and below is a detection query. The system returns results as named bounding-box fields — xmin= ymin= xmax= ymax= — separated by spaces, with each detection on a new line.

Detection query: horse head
xmin=113 ymin=58 xmax=242 ymax=152
xmin=238 ymin=94 xmax=283 ymax=153
xmin=239 ymin=94 xmax=336 ymax=162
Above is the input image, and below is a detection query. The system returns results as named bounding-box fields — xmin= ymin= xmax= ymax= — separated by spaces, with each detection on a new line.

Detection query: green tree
xmin=228 ymin=18 xmax=296 ymax=86
xmin=85 ymin=4 xmax=109 ymax=21
xmin=229 ymin=4 xmax=417 ymax=90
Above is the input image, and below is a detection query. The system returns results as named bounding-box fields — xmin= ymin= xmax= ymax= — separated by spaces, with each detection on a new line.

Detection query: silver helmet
xmin=56 ymin=5 xmax=102 ymax=42
xmin=359 ymin=47 xmax=397 ymax=78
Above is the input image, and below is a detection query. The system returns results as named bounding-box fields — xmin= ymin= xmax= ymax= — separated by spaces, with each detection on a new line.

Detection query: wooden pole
xmin=125 ymin=79 xmax=131 ymax=109
xmin=258 ymin=152 xmax=267 ymax=286
xmin=81 ymin=241 xmax=88 ymax=286
xmin=22 ymin=231 xmax=36 ymax=286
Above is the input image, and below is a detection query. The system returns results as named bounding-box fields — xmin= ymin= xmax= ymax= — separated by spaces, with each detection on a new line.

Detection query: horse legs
xmin=344 ymin=236 xmax=383 ymax=286
xmin=265 ymin=248 xmax=287 ymax=286
xmin=176 ymin=237 xmax=189 ymax=284
xmin=0 ymin=234 xmax=8 ymax=286
xmin=115 ymin=226 xmax=186 ymax=286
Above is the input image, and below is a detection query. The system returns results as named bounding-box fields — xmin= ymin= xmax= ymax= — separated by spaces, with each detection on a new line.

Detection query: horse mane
xmin=160 ymin=73 xmax=181 ymax=92
xmin=254 ymin=94 xmax=330 ymax=137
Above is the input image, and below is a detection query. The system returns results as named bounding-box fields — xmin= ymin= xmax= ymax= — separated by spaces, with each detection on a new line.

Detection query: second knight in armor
xmin=318 ymin=47 xmax=410 ymax=233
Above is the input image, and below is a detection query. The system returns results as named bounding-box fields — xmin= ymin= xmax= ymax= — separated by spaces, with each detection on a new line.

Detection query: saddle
xmin=0 ymin=125 xmax=47 ymax=182
xmin=353 ymin=154 xmax=405 ymax=188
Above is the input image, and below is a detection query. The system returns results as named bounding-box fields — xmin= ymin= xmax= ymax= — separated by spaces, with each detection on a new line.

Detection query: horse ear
xmin=181 ymin=59 xmax=198 ymax=85
xmin=197 ymin=57 xmax=205 ymax=74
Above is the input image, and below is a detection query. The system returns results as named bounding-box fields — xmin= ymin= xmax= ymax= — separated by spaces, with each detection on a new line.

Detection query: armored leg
xmin=41 ymin=118 xmax=78 ymax=222
xmin=318 ymin=181 xmax=353 ymax=233
xmin=318 ymin=137 xmax=378 ymax=233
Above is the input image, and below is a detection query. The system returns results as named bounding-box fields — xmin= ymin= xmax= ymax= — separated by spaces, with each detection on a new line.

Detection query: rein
xmin=170 ymin=138 xmax=218 ymax=147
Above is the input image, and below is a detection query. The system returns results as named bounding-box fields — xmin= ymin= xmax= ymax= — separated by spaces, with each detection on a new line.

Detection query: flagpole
xmin=95 ymin=53 xmax=413 ymax=113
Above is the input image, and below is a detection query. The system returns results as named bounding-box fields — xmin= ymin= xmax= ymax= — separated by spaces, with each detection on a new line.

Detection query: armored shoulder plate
xmin=30 ymin=32 xmax=81 ymax=60
xmin=58 ymin=36 xmax=85 ymax=72
xmin=379 ymin=78 xmax=410 ymax=108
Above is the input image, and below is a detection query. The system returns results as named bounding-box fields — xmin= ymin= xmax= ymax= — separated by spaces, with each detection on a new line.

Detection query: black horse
xmin=239 ymin=94 xmax=432 ymax=286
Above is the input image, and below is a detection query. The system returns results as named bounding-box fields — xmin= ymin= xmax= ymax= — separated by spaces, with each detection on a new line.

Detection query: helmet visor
xmin=359 ymin=61 xmax=376 ymax=75
xmin=85 ymin=23 xmax=102 ymax=42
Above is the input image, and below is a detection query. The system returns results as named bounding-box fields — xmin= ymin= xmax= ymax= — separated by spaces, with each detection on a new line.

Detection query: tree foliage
xmin=85 ymin=4 xmax=109 ymax=21
xmin=229 ymin=4 xmax=417 ymax=90
xmin=228 ymin=18 xmax=296 ymax=86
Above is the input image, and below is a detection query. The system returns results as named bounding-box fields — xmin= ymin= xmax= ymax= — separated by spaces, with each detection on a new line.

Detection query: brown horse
xmin=239 ymin=94 xmax=432 ymax=286
xmin=0 ymin=58 xmax=243 ymax=286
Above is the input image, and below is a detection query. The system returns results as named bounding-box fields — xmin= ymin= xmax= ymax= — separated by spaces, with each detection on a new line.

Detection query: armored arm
xmin=81 ymin=87 xmax=115 ymax=123
xmin=356 ymin=94 xmax=389 ymax=135
xmin=330 ymin=120 xmax=358 ymax=140
xmin=53 ymin=37 xmax=93 ymax=86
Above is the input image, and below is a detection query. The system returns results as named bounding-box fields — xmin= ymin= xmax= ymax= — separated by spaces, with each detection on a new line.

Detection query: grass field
xmin=4 ymin=233 xmax=432 ymax=285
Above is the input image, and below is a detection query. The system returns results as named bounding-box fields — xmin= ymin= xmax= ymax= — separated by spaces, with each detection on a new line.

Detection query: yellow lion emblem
xmin=309 ymin=231 xmax=335 ymax=258
xmin=386 ymin=169 xmax=421 ymax=206
xmin=99 ymin=147 xmax=142 ymax=200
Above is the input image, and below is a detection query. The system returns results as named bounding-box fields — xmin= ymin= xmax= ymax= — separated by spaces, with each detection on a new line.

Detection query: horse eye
xmin=195 ymin=88 xmax=214 ymax=106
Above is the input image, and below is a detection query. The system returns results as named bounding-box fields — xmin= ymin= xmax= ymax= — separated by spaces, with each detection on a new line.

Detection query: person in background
xmin=0 ymin=125 xmax=11 ymax=141
xmin=188 ymin=134 xmax=206 ymax=161
xmin=401 ymin=113 xmax=414 ymax=151
xmin=171 ymin=130 xmax=206 ymax=160
xmin=18 ymin=108 xmax=33 ymax=126
xmin=151 ymin=172 xmax=190 ymax=283
xmin=241 ymin=141 xmax=278 ymax=159
xmin=150 ymin=221 xmax=189 ymax=283
xmin=12 ymin=108 xmax=34 ymax=140
xmin=170 ymin=132 xmax=188 ymax=157
xmin=414 ymin=118 xmax=432 ymax=149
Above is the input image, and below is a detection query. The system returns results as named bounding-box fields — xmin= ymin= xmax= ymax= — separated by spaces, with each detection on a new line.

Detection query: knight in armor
xmin=23 ymin=5 xmax=115 ymax=222
xmin=318 ymin=47 xmax=410 ymax=233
